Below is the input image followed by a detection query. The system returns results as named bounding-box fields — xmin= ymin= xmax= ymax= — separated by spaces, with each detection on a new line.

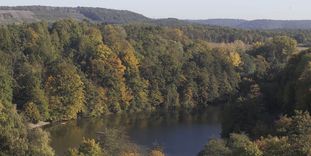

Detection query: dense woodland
xmin=191 ymin=19 xmax=311 ymax=30
xmin=0 ymin=19 xmax=311 ymax=155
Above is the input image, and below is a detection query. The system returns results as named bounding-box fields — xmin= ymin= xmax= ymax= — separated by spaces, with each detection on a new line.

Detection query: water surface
xmin=46 ymin=107 xmax=221 ymax=156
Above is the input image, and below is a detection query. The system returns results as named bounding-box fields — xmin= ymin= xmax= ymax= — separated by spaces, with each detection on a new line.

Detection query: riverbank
xmin=27 ymin=121 xmax=50 ymax=129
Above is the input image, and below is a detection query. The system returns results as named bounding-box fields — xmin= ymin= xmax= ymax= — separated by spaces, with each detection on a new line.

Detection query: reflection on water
xmin=46 ymin=107 xmax=221 ymax=156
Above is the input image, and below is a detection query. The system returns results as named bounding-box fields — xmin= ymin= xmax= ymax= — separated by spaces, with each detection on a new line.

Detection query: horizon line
xmin=1 ymin=5 xmax=311 ymax=21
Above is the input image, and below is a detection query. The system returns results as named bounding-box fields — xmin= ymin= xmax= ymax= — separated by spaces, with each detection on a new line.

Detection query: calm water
xmin=46 ymin=107 xmax=221 ymax=156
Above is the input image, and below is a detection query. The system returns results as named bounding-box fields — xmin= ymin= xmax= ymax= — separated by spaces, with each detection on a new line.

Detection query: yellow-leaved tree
xmin=45 ymin=61 xmax=85 ymax=121
xmin=103 ymin=25 xmax=150 ymax=111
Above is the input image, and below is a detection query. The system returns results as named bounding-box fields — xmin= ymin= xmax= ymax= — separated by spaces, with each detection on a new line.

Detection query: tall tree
xmin=45 ymin=61 xmax=85 ymax=121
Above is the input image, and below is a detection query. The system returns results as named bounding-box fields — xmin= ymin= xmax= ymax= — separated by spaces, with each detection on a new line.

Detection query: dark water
xmin=46 ymin=107 xmax=221 ymax=156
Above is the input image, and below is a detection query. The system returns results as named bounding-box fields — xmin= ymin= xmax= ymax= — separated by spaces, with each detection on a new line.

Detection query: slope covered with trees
xmin=1 ymin=18 xmax=311 ymax=155
xmin=0 ymin=20 xmax=257 ymax=122
xmin=198 ymin=27 xmax=311 ymax=155
xmin=0 ymin=19 xmax=263 ymax=155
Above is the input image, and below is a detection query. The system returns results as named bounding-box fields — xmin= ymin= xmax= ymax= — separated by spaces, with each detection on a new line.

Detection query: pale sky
xmin=0 ymin=0 xmax=310 ymax=20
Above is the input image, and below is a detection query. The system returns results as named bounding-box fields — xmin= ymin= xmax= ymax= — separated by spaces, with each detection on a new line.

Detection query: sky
xmin=0 ymin=0 xmax=310 ymax=20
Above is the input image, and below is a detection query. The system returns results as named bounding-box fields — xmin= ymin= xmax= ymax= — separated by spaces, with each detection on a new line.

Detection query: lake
xmin=46 ymin=107 xmax=221 ymax=156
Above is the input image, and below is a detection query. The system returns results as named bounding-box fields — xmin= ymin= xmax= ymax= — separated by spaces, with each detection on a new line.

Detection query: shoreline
xmin=27 ymin=121 xmax=50 ymax=129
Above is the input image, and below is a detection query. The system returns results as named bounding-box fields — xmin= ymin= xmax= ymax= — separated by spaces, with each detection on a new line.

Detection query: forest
xmin=0 ymin=19 xmax=311 ymax=156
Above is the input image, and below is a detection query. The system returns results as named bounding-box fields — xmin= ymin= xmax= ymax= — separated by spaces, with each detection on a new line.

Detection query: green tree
xmin=97 ymin=128 xmax=141 ymax=156
xmin=14 ymin=62 xmax=49 ymax=120
xmin=0 ymin=102 xmax=28 ymax=156
xmin=45 ymin=61 xmax=85 ymax=121
xmin=84 ymin=80 xmax=108 ymax=117
xmin=251 ymin=36 xmax=297 ymax=69
xmin=275 ymin=111 xmax=311 ymax=155
xmin=68 ymin=139 xmax=104 ymax=156
xmin=0 ymin=65 xmax=13 ymax=105
xmin=229 ymin=134 xmax=262 ymax=156
xmin=256 ymin=136 xmax=291 ymax=156
xmin=23 ymin=101 xmax=41 ymax=123
xmin=0 ymin=26 xmax=13 ymax=51
xmin=198 ymin=139 xmax=231 ymax=156
xmin=27 ymin=128 xmax=55 ymax=156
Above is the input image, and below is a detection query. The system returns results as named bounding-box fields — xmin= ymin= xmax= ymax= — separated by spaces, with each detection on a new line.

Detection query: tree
xmin=277 ymin=51 xmax=311 ymax=113
xmin=294 ymin=60 xmax=311 ymax=111
xmin=27 ymin=128 xmax=55 ymax=156
xmin=149 ymin=84 xmax=164 ymax=108
xmin=0 ymin=26 xmax=13 ymax=51
xmin=275 ymin=111 xmax=311 ymax=155
xmin=68 ymin=139 xmax=104 ymax=156
xmin=103 ymin=25 xmax=128 ymax=52
xmin=45 ymin=61 xmax=85 ymax=121
xmin=97 ymin=128 xmax=141 ymax=156
xmin=98 ymin=54 xmax=132 ymax=112
xmin=252 ymin=36 xmax=297 ymax=69
xmin=180 ymin=84 xmax=196 ymax=109
xmin=229 ymin=133 xmax=262 ymax=156
xmin=256 ymin=136 xmax=290 ymax=156
xmin=0 ymin=65 xmax=13 ymax=105
xmin=22 ymin=23 xmax=58 ymax=63
xmin=23 ymin=101 xmax=41 ymax=123
xmin=198 ymin=139 xmax=231 ymax=156
xmin=84 ymin=80 xmax=108 ymax=117
xmin=165 ymin=84 xmax=180 ymax=110
xmin=13 ymin=62 xmax=49 ymax=120
xmin=229 ymin=52 xmax=242 ymax=67
xmin=103 ymin=24 xmax=150 ymax=112
xmin=0 ymin=102 xmax=28 ymax=156
xmin=149 ymin=146 xmax=165 ymax=156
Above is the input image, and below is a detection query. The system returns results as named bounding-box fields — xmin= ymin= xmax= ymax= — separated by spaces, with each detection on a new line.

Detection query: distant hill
xmin=2 ymin=6 xmax=311 ymax=30
xmin=190 ymin=19 xmax=247 ymax=28
xmin=190 ymin=19 xmax=311 ymax=30
xmin=0 ymin=6 xmax=150 ymax=24
xmin=0 ymin=6 xmax=199 ymax=26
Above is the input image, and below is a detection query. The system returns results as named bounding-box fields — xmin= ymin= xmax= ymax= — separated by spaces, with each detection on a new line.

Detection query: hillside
xmin=2 ymin=5 xmax=311 ymax=156
xmin=190 ymin=19 xmax=311 ymax=30
xmin=0 ymin=6 xmax=150 ymax=24
xmin=3 ymin=6 xmax=311 ymax=30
